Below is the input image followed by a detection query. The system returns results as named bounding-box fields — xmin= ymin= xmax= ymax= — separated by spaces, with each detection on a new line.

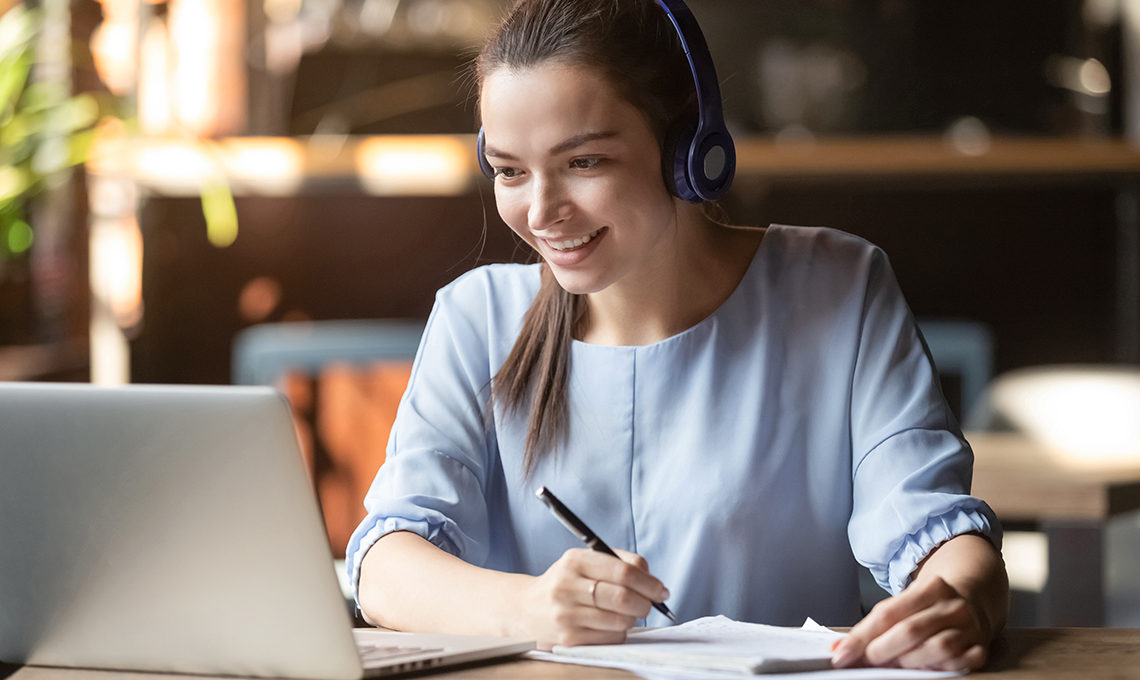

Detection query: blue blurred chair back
xmin=232 ymin=320 xmax=425 ymax=386
xmin=916 ymin=318 xmax=994 ymax=426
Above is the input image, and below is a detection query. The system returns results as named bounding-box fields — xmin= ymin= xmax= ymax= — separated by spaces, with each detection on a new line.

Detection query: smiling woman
xmin=346 ymin=0 xmax=1009 ymax=671
xmin=481 ymin=63 xmax=685 ymax=299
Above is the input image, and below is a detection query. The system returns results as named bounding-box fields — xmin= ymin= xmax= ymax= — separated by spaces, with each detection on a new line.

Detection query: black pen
xmin=535 ymin=486 xmax=677 ymax=623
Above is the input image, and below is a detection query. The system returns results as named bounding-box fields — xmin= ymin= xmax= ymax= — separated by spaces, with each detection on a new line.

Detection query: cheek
xmin=494 ymin=188 xmax=533 ymax=241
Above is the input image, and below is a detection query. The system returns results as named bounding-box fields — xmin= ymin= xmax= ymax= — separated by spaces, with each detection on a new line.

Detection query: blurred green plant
xmin=0 ymin=4 xmax=99 ymax=271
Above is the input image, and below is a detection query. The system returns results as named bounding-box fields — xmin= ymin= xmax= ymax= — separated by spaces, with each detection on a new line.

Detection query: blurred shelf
xmin=734 ymin=136 xmax=1140 ymax=187
xmin=85 ymin=134 xmax=481 ymax=198
xmin=85 ymin=134 xmax=1140 ymax=198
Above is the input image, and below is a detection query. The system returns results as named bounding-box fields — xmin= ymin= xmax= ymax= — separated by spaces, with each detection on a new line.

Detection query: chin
xmin=548 ymin=269 xmax=608 ymax=296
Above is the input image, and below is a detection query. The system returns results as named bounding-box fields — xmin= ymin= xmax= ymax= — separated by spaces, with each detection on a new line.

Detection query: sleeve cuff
xmin=879 ymin=502 xmax=1003 ymax=595
xmin=346 ymin=515 xmax=462 ymax=612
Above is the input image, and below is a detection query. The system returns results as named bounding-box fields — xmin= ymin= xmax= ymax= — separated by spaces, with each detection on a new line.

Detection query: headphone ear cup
xmin=662 ymin=120 xmax=701 ymax=203
xmin=476 ymin=127 xmax=494 ymax=179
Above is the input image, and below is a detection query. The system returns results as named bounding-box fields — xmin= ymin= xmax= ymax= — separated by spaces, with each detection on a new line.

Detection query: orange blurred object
xmin=283 ymin=362 xmax=413 ymax=558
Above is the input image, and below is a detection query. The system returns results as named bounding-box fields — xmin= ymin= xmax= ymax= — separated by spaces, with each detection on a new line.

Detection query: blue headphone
xmin=476 ymin=0 xmax=735 ymax=203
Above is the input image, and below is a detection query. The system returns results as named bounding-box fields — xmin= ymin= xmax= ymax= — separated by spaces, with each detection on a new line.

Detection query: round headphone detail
xmin=476 ymin=0 xmax=735 ymax=203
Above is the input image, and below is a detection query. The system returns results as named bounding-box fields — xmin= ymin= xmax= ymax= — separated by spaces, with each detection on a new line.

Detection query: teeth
xmin=549 ymin=228 xmax=602 ymax=251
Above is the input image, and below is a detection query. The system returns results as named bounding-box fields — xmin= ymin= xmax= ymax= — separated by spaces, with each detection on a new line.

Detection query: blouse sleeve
xmin=345 ymin=274 xmax=498 ymax=607
xmin=847 ymin=247 xmax=1002 ymax=595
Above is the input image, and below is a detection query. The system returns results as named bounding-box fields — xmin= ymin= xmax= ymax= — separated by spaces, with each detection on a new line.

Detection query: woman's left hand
xmin=830 ymin=575 xmax=990 ymax=672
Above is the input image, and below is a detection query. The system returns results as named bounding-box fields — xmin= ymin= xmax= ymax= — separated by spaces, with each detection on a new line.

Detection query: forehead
xmin=479 ymin=63 xmax=650 ymax=149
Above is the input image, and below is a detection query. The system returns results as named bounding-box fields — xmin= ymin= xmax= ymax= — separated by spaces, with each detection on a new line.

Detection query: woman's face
xmin=480 ymin=62 xmax=680 ymax=296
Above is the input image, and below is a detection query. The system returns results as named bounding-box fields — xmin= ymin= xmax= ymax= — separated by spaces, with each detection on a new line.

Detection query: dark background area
xmin=131 ymin=2 xmax=1129 ymax=388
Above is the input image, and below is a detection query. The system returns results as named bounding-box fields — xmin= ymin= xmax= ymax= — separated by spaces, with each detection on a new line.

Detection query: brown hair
xmin=478 ymin=0 xmax=696 ymax=474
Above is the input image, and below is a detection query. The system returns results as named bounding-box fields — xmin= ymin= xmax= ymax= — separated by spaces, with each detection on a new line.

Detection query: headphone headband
xmin=476 ymin=0 xmax=734 ymax=202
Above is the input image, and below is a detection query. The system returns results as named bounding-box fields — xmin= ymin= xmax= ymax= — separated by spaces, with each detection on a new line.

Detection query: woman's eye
xmin=570 ymin=157 xmax=601 ymax=170
xmin=494 ymin=166 xmax=521 ymax=179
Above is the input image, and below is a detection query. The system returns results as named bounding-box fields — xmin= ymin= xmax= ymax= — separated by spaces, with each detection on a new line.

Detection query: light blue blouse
xmin=346 ymin=224 xmax=1000 ymax=627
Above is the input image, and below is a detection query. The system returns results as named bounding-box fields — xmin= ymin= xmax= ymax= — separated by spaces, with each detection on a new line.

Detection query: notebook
xmin=0 ymin=382 xmax=533 ymax=679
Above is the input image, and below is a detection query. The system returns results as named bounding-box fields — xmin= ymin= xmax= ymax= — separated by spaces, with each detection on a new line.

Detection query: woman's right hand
xmin=519 ymin=548 xmax=670 ymax=649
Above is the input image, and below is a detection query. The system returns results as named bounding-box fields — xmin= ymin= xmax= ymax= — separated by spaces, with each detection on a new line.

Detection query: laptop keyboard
xmin=357 ymin=643 xmax=444 ymax=667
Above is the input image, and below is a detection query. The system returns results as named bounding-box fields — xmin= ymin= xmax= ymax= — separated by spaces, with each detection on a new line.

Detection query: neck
xmin=577 ymin=206 xmax=764 ymax=346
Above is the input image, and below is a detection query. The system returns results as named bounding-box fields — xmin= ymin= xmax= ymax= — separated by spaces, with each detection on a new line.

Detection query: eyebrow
xmin=483 ymin=131 xmax=619 ymax=161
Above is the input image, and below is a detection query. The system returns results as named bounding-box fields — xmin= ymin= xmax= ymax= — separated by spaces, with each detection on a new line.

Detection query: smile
xmin=546 ymin=227 xmax=606 ymax=252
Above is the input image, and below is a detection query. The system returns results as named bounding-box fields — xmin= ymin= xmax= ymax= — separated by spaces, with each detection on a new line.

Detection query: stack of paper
xmin=536 ymin=616 xmax=961 ymax=679
xmin=553 ymin=616 xmax=838 ymax=673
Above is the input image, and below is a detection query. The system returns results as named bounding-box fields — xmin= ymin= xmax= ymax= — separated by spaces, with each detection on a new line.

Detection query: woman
xmin=348 ymin=0 xmax=1008 ymax=671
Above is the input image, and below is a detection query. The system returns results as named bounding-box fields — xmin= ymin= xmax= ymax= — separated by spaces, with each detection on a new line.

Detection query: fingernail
xmin=829 ymin=639 xmax=841 ymax=652
xmin=831 ymin=643 xmax=857 ymax=668
xmin=661 ymin=588 xmax=671 ymax=601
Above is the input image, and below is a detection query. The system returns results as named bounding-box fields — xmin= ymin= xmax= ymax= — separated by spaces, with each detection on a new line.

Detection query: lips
xmin=545 ymin=227 xmax=606 ymax=252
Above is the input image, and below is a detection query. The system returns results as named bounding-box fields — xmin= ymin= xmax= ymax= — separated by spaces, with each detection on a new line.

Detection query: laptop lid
xmin=0 ymin=383 xmax=531 ymax=679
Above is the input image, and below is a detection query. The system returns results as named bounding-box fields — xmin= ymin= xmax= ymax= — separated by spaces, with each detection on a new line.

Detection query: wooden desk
xmin=2 ymin=628 xmax=1138 ymax=679
xmin=968 ymin=431 xmax=1140 ymax=627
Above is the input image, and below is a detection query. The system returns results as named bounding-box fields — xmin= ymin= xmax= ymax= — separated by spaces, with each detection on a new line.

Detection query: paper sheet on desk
xmin=530 ymin=616 xmax=961 ymax=679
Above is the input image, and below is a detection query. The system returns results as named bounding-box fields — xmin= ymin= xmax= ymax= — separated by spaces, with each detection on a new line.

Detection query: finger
xmin=892 ymin=627 xmax=972 ymax=670
xmin=573 ymin=550 xmax=669 ymax=604
xmin=862 ymin=596 xmax=977 ymax=666
xmin=604 ymin=558 xmax=670 ymax=605
xmin=832 ymin=577 xmax=955 ymax=667
xmin=613 ymin=548 xmax=649 ymax=572
xmin=898 ymin=636 xmax=987 ymax=672
xmin=954 ymin=644 xmax=988 ymax=672
xmin=591 ymin=579 xmax=655 ymax=618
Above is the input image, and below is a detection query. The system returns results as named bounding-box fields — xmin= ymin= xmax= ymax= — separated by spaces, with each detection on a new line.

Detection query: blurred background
xmin=2 ymin=0 xmax=1140 ymax=630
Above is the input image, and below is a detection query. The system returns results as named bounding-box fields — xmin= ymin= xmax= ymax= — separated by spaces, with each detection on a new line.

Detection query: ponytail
xmin=492 ymin=264 xmax=582 ymax=475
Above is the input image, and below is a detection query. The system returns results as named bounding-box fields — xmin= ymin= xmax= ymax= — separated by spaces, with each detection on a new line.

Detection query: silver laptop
xmin=0 ymin=382 xmax=533 ymax=678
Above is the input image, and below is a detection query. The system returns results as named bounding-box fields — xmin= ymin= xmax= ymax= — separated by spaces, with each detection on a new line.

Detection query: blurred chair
xmin=232 ymin=320 xmax=424 ymax=560
xmin=916 ymin=318 xmax=995 ymax=426
xmin=233 ymin=320 xmax=425 ymax=387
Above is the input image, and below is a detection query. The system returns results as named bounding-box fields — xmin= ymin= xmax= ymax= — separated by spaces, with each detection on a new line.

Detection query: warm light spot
xmin=944 ymin=116 xmax=992 ymax=157
xmin=1045 ymin=55 xmax=1112 ymax=97
xmin=90 ymin=0 xmax=139 ymax=96
xmin=355 ymin=136 xmax=474 ymax=195
xmin=90 ymin=215 xmax=143 ymax=329
xmin=85 ymin=116 xmax=130 ymax=177
xmin=1003 ymin=531 xmax=1047 ymax=593
xmin=134 ymin=141 xmax=215 ymax=190
xmin=238 ymin=276 xmax=283 ymax=322
xmin=263 ymin=0 xmax=302 ymax=23
xmin=139 ymin=20 xmax=172 ymax=135
xmin=219 ymin=138 xmax=305 ymax=194
xmin=1078 ymin=58 xmax=1112 ymax=96
xmin=168 ymin=0 xmax=246 ymax=136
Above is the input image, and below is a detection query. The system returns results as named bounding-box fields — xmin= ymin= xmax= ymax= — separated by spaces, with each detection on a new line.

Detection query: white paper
xmin=532 ymin=616 xmax=961 ymax=679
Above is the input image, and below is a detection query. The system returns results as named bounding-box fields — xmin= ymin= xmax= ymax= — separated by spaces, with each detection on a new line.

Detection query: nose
xmin=527 ymin=176 xmax=570 ymax=231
